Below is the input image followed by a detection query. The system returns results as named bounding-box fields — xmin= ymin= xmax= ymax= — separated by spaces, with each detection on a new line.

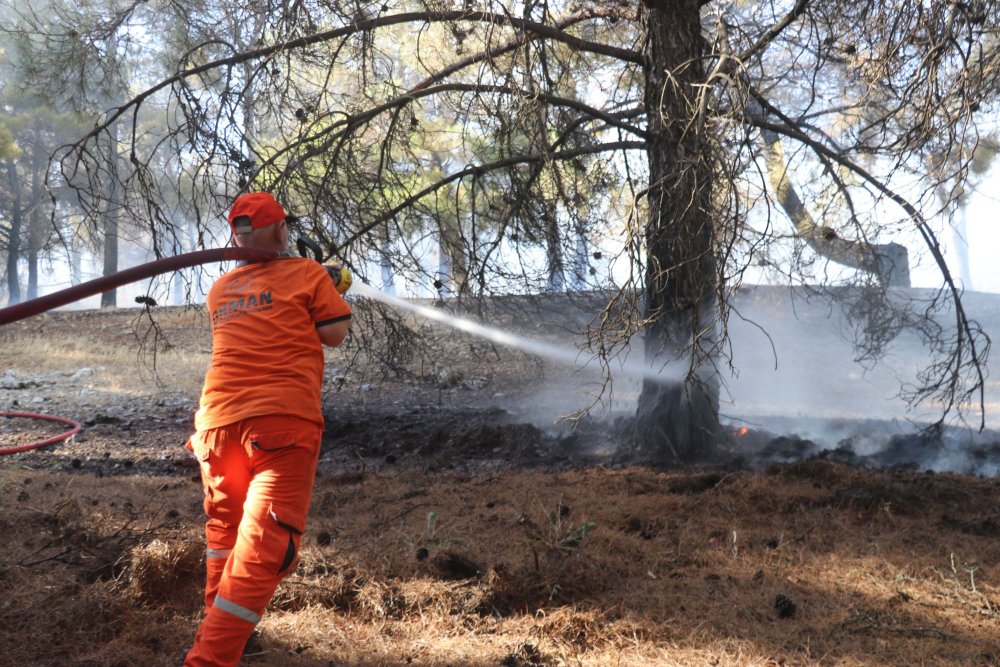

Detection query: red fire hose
xmin=0 ymin=246 xmax=279 ymax=455
xmin=0 ymin=412 xmax=82 ymax=455
xmin=0 ymin=247 xmax=278 ymax=326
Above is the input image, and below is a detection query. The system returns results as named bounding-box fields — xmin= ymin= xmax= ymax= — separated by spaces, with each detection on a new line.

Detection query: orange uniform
xmin=184 ymin=254 xmax=351 ymax=666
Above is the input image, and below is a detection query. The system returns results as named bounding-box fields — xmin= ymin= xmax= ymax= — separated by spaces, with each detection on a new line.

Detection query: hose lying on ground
xmin=0 ymin=412 xmax=82 ymax=455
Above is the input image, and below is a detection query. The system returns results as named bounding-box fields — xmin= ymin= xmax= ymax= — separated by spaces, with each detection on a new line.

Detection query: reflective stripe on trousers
xmin=213 ymin=595 xmax=261 ymax=625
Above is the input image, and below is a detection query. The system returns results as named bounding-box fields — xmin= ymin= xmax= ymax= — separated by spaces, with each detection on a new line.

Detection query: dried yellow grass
xmin=1 ymin=463 xmax=998 ymax=666
xmin=1 ymin=307 xmax=213 ymax=395
xmin=118 ymin=538 xmax=204 ymax=604
xmin=2 ymin=302 xmax=999 ymax=666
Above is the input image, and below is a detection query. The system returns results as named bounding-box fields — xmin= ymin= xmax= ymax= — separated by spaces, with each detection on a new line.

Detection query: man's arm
xmin=317 ymin=319 xmax=351 ymax=347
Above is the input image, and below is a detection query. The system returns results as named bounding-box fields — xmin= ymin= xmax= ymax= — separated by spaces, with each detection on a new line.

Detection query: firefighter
xmin=183 ymin=192 xmax=352 ymax=666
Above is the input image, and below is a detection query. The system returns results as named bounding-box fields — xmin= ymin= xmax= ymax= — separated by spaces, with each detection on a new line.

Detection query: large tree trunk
xmin=632 ymin=1 xmax=721 ymax=463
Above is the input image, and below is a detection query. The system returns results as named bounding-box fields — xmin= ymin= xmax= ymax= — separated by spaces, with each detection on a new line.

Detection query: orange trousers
xmin=184 ymin=415 xmax=322 ymax=667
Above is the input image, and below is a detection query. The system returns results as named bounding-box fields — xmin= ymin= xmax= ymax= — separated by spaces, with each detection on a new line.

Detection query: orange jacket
xmin=195 ymin=257 xmax=351 ymax=430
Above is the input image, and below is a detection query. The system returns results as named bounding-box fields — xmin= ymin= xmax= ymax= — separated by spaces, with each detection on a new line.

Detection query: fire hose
xmin=0 ymin=412 xmax=82 ymax=455
xmin=0 ymin=245 xmax=299 ymax=454
xmin=0 ymin=246 xmax=279 ymax=326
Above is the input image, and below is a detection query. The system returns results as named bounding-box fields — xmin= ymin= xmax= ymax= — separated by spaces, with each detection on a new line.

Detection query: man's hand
xmin=324 ymin=263 xmax=353 ymax=294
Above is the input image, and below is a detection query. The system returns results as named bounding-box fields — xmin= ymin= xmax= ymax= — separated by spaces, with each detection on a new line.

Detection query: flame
xmin=735 ymin=426 xmax=748 ymax=437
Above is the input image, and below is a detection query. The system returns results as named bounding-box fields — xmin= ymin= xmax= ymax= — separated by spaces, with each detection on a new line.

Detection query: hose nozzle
xmin=325 ymin=263 xmax=352 ymax=294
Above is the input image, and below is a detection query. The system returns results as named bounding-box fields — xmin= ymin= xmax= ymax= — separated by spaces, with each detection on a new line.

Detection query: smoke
xmin=499 ymin=286 xmax=1000 ymax=475
xmin=715 ymin=287 xmax=1000 ymax=475
xmin=358 ymin=280 xmax=999 ymax=475
xmin=353 ymin=281 xmax=689 ymax=386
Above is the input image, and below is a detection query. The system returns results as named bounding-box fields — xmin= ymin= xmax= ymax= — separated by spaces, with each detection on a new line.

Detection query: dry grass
xmin=1 ymin=462 xmax=998 ymax=666
xmin=2 ymin=307 xmax=212 ymax=396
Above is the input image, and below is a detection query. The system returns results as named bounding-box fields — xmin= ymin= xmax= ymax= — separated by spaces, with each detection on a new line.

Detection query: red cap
xmin=228 ymin=192 xmax=287 ymax=234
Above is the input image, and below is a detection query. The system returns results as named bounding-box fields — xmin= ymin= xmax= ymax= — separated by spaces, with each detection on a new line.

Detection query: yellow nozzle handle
xmin=335 ymin=266 xmax=352 ymax=294
xmin=324 ymin=263 xmax=352 ymax=294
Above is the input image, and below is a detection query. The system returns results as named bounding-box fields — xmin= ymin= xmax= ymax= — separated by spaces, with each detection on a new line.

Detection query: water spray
xmin=351 ymin=281 xmax=685 ymax=386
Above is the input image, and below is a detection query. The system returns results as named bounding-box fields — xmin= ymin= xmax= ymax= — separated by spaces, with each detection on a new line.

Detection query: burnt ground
xmin=1 ymin=296 xmax=1000 ymax=666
